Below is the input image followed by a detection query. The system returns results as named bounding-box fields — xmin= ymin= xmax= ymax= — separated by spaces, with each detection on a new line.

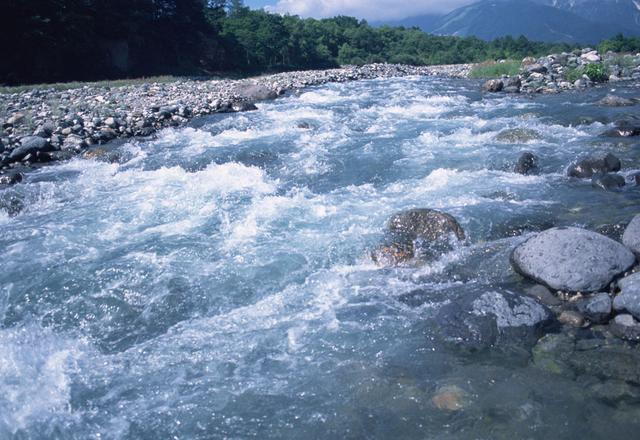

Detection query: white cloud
xmin=266 ymin=0 xmax=477 ymax=21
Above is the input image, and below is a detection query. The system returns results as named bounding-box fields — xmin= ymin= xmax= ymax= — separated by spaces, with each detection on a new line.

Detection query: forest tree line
xmin=2 ymin=0 xmax=639 ymax=85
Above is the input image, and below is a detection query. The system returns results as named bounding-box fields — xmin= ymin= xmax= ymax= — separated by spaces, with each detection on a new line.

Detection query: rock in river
xmin=567 ymin=153 xmax=621 ymax=178
xmin=436 ymin=290 xmax=553 ymax=350
xmin=613 ymin=272 xmax=640 ymax=320
xmin=592 ymin=173 xmax=625 ymax=191
xmin=511 ymin=227 xmax=636 ymax=293
xmin=514 ymin=152 xmax=539 ymax=175
xmin=577 ymin=292 xmax=613 ymax=324
xmin=8 ymin=136 xmax=55 ymax=161
xmin=622 ymin=214 xmax=640 ymax=256
xmin=482 ymin=79 xmax=503 ymax=93
xmin=596 ymin=94 xmax=636 ymax=107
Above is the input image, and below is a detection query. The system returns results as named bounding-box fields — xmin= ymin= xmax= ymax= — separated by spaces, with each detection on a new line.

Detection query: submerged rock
xmin=431 ymin=385 xmax=471 ymax=411
xmin=511 ymin=227 xmax=636 ymax=293
xmin=514 ymin=152 xmax=539 ymax=175
xmin=592 ymin=173 xmax=625 ymax=191
xmin=495 ymin=128 xmax=541 ymax=143
xmin=613 ymin=273 xmax=640 ymax=320
xmin=436 ymin=290 xmax=553 ymax=350
xmin=596 ymin=95 xmax=636 ymax=107
xmin=602 ymin=126 xmax=640 ymax=138
xmin=523 ymin=284 xmax=562 ymax=307
xmin=610 ymin=314 xmax=640 ymax=341
xmin=371 ymin=242 xmax=414 ymax=266
xmin=558 ymin=311 xmax=585 ymax=327
xmin=622 ymin=215 xmax=640 ymax=256
xmin=567 ymin=153 xmax=621 ymax=178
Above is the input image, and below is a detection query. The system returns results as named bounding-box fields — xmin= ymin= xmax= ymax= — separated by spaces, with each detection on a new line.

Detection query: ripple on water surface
xmin=2 ymin=76 xmax=640 ymax=439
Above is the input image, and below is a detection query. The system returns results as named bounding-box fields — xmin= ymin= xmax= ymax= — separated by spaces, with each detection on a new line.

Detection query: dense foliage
xmin=598 ymin=34 xmax=640 ymax=54
xmin=2 ymin=0 xmax=579 ymax=85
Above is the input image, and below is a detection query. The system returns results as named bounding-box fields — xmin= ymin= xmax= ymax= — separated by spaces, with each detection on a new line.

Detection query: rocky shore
xmin=0 ymin=63 xmax=472 ymax=177
xmin=482 ymin=48 xmax=640 ymax=94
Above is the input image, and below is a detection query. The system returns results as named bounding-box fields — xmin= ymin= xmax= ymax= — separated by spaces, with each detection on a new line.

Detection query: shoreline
xmin=0 ymin=63 xmax=473 ymax=176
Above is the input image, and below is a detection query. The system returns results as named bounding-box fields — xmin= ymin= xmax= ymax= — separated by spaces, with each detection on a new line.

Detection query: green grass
xmin=0 ymin=75 xmax=181 ymax=94
xmin=468 ymin=60 xmax=521 ymax=78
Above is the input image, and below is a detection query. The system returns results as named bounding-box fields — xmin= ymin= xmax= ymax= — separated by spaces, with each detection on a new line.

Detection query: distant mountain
xmin=377 ymin=0 xmax=640 ymax=43
xmin=374 ymin=14 xmax=442 ymax=31
xmin=431 ymin=0 xmax=639 ymax=43
xmin=532 ymin=0 xmax=640 ymax=31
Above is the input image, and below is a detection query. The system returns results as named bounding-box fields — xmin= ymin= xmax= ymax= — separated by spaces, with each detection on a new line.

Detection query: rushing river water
xmin=1 ymin=76 xmax=640 ymax=439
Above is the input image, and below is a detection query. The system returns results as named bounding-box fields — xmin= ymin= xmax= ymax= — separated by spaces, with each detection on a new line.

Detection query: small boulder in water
xmin=567 ymin=153 xmax=621 ymax=178
xmin=601 ymin=126 xmax=640 ymax=138
xmin=577 ymin=292 xmax=612 ymax=324
xmin=613 ymin=272 xmax=640 ymax=320
xmin=234 ymin=84 xmax=278 ymax=101
xmin=596 ymin=95 xmax=636 ymax=107
xmin=610 ymin=314 xmax=640 ymax=341
xmin=622 ymin=215 xmax=640 ymax=257
xmin=495 ymin=128 xmax=541 ymax=143
xmin=373 ymin=209 xmax=465 ymax=266
xmin=592 ymin=173 xmax=625 ymax=191
xmin=0 ymin=172 xmax=23 ymax=186
xmin=482 ymin=79 xmax=503 ymax=93
xmin=232 ymin=101 xmax=258 ymax=112
xmin=511 ymin=227 xmax=636 ymax=293
xmin=514 ymin=152 xmax=539 ymax=175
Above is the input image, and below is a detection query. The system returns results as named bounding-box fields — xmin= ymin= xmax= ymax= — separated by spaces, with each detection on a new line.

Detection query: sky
xmin=243 ymin=0 xmax=477 ymax=21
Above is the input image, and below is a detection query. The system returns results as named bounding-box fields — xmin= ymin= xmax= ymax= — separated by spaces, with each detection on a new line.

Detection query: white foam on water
xmin=298 ymin=89 xmax=343 ymax=104
xmin=0 ymin=325 xmax=92 ymax=434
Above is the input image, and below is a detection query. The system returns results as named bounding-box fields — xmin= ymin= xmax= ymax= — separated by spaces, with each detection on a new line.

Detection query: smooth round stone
xmin=558 ymin=311 xmax=585 ymax=327
xmin=623 ymin=215 xmax=640 ymax=256
xmin=511 ymin=227 xmax=636 ymax=293
xmin=613 ymin=272 xmax=640 ymax=320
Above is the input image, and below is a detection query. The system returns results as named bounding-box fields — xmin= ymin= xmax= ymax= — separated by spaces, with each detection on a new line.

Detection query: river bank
xmin=0 ymin=63 xmax=473 ymax=175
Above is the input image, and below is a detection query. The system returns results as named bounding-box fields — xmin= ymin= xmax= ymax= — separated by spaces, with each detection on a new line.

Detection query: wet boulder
xmin=234 ymin=84 xmax=278 ymax=101
xmin=577 ymin=292 xmax=613 ymax=324
xmin=482 ymin=79 xmax=503 ymax=93
xmin=232 ymin=101 xmax=259 ymax=112
xmin=436 ymin=290 xmax=553 ymax=350
xmin=373 ymin=209 xmax=465 ymax=266
xmin=567 ymin=153 xmax=621 ymax=178
xmin=613 ymin=272 xmax=640 ymax=320
xmin=495 ymin=128 xmax=541 ymax=143
xmin=0 ymin=172 xmax=23 ymax=186
xmin=388 ymin=208 xmax=465 ymax=242
xmin=592 ymin=173 xmax=625 ymax=191
xmin=622 ymin=215 xmax=640 ymax=256
xmin=9 ymin=136 xmax=55 ymax=162
xmin=511 ymin=227 xmax=636 ymax=293
xmin=602 ymin=126 xmax=640 ymax=138
xmin=514 ymin=152 xmax=539 ymax=175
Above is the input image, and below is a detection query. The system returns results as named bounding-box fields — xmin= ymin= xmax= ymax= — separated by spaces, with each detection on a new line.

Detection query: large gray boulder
xmin=511 ymin=227 xmax=636 ymax=293
xmin=613 ymin=272 xmax=640 ymax=320
xmin=8 ymin=136 xmax=54 ymax=161
xmin=622 ymin=215 xmax=640 ymax=256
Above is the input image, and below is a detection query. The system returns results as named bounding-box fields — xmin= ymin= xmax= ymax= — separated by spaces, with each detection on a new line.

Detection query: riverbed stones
xmin=567 ymin=153 xmax=621 ymax=178
xmin=431 ymin=385 xmax=470 ymax=411
xmin=610 ymin=314 xmax=640 ymax=341
xmin=558 ymin=311 xmax=585 ymax=327
xmin=523 ymin=284 xmax=562 ymax=307
xmin=592 ymin=173 xmax=625 ymax=191
xmin=613 ymin=272 xmax=640 ymax=320
xmin=511 ymin=227 xmax=636 ymax=293
xmin=622 ymin=215 xmax=640 ymax=256
xmin=514 ymin=152 xmax=539 ymax=175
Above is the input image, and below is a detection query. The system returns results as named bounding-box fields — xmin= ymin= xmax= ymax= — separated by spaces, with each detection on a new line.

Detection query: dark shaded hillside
xmin=0 ymin=0 xmax=581 ymax=85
